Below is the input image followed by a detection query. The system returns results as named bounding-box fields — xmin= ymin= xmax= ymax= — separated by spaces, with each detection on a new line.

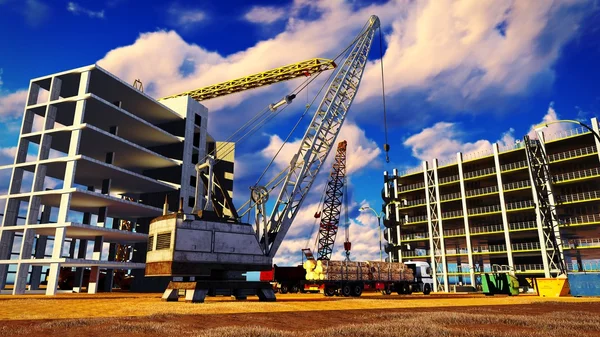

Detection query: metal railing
xmin=545 ymin=126 xmax=590 ymax=142
xmin=553 ymin=167 xmax=600 ymax=183
xmin=440 ymin=192 xmax=461 ymax=201
xmin=443 ymin=228 xmax=465 ymax=236
xmin=402 ymin=250 xmax=429 ymax=258
xmin=439 ymin=174 xmax=460 ymax=184
xmin=398 ymin=166 xmax=424 ymax=177
xmin=560 ymin=214 xmax=600 ymax=226
xmin=514 ymin=264 xmax=545 ymax=272
xmin=511 ymin=242 xmax=541 ymax=251
xmin=565 ymin=238 xmax=600 ymax=249
xmin=503 ymin=180 xmax=530 ymax=191
xmin=567 ymin=261 xmax=600 ymax=272
xmin=463 ymin=148 xmax=494 ymax=161
xmin=558 ymin=190 xmax=600 ymax=203
xmin=398 ymin=198 xmax=426 ymax=208
xmin=445 ymin=248 xmax=469 ymax=255
xmin=400 ymin=232 xmax=429 ymax=241
xmin=470 ymin=224 xmax=504 ymax=234
xmin=509 ymin=220 xmax=537 ymax=231
xmin=468 ymin=204 xmax=501 ymax=215
xmin=438 ymin=157 xmax=458 ymax=167
xmin=466 ymin=185 xmax=498 ymax=197
xmin=548 ymin=145 xmax=597 ymax=162
xmin=441 ymin=210 xmax=463 ymax=219
xmin=505 ymin=200 xmax=534 ymax=210
xmin=498 ymin=142 xmax=525 ymax=153
xmin=406 ymin=215 xmax=428 ymax=223
xmin=473 ymin=244 xmax=507 ymax=253
xmin=464 ymin=167 xmax=496 ymax=179
xmin=398 ymin=182 xmax=425 ymax=192
xmin=500 ymin=160 xmax=527 ymax=172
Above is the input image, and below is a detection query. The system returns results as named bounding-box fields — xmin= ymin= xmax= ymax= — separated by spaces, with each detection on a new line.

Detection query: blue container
xmin=568 ymin=273 xmax=600 ymax=297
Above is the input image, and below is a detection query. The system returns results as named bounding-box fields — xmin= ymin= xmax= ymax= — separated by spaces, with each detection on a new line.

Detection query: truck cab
xmin=403 ymin=261 xmax=434 ymax=295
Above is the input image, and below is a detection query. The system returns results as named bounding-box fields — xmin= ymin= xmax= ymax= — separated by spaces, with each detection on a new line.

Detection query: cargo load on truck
xmin=304 ymin=260 xmax=413 ymax=282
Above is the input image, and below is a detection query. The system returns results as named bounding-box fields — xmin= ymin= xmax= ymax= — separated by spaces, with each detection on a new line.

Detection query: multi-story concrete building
xmin=0 ymin=64 xmax=233 ymax=295
xmin=382 ymin=118 xmax=600 ymax=292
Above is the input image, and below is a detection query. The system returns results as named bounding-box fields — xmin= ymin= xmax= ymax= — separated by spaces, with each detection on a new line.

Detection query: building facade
xmin=382 ymin=118 xmax=600 ymax=292
xmin=0 ymin=64 xmax=232 ymax=295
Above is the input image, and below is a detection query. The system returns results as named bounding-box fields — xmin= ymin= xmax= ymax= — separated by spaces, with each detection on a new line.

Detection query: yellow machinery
xmin=159 ymin=58 xmax=336 ymax=102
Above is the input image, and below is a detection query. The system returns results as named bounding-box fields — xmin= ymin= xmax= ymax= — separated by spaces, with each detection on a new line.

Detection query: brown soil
xmin=0 ymin=294 xmax=599 ymax=336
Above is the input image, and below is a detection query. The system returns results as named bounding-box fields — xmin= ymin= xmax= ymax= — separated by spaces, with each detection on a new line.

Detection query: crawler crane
xmin=145 ymin=15 xmax=382 ymax=303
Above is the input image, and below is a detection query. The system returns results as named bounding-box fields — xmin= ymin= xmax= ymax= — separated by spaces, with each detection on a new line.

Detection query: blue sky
xmin=0 ymin=0 xmax=599 ymax=265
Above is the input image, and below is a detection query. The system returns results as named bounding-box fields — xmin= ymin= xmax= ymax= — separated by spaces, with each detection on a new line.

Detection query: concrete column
xmin=493 ymin=144 xmax=514 ymax=269
xmin=97 ymin=207 xmax=108 ymax=228
xmin=45 ymin=227 xmax=66 ymax=295
xmin=29 ymin=234 xmax=48 ymax=290
xmin=88 ymin=236 xmax=104 ymax=294
xmin=12 ymin=228 xmax=35 ymax=294
xmin=72 ymin=239 xmax=88 ymax=293
xmin=456 ymin=152 xmax=476 ymax=286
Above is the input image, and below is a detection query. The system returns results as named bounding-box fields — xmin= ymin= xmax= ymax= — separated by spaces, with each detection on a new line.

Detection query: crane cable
xmin=253 ymin=23 xmax=371 ymax=188
xmin=379 ymin=27 xmax=390 ymax=163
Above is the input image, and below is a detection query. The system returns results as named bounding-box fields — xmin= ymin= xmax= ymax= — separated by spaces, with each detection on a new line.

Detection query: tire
xmin=324 ymin=287 xmax=336 ymax=297
xmin=423 ymin=283 xmax=431 ymax=295
xmin=291 ymin=285 xmax=299 ymax=293
xmin=405 ymin=284 xmax=413 ymax=295
xmin=351 ymin=284 xmax=363 ymax=297
xmin=385 ymin=288 xmax=392 ymax=295
xmin=280 ymin=285 xmax=289 ymax=294
xmin=341 ymin=284 xmax=352 ymax=297
xmin=397 ymin=282 xmax=410 ymax=295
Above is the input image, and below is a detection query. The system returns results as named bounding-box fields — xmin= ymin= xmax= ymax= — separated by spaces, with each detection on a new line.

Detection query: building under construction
xmin=0 ymin=64 xmax=234 ymax=295
xmin=382 ymin=118 xmax=600 ymax=292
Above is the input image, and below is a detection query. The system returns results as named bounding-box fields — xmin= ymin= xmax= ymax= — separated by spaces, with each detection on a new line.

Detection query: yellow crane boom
xmin=159 ymin=58 xmax=336 ymax=102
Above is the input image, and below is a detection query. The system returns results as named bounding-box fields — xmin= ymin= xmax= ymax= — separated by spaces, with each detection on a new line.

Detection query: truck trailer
xmin=304 ymin=260 xmax=433 ymax=297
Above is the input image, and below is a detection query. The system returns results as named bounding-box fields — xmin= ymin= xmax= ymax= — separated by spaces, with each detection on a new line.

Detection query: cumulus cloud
xmin=403 ymin=122 xmax=515 ymax=163
xmin=0 ymin=90 xmax=28 ymax=120
xmin=358 ymin=0 xmax=588 ymax=108
xmin=67 ymin=2 xmax=105 ymax=19
xmin=244 ymin=6 xmax=286 ymax=24
xmin=527 ymin=102 xmax=572 ymax=139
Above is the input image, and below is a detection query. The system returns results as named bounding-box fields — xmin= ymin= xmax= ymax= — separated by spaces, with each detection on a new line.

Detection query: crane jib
xmin=257 ymin=15 xmax=381 ymax=258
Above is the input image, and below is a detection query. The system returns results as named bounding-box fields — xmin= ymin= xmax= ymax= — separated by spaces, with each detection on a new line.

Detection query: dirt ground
xmin=1 ymin=293 xmax=600 ymax=336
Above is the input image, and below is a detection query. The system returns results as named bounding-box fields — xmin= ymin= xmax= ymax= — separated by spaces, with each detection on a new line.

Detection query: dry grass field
xmin=1 ymin=293 xmax=599 ymax=336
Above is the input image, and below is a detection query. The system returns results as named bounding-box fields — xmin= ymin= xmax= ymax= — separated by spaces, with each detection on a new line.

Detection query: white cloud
xmin=0 ymin=68 xmax=3 ymax=88
xmin=67 ymin=2 xmax=105 ymax=19
xmin=244 ymin=6 xmax=286 ymax=24
xmin=527 ymin=102 xmax=572 ymax=139
xmin=358 ymin=0 xmax=588 ymax=107
xmin=0 ymin=90 xmax=28 ymax=119
xmin=403 ymin=122 xmax=515 ymax=163
xmin=168 ymin=5 xmax=206 ymax=29
xmin=91 ymin=0 xmax=589 ymax=127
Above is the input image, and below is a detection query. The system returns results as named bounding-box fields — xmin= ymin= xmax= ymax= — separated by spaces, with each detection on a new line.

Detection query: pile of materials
xmin=303 ymin=260 xmax=413 ymax=282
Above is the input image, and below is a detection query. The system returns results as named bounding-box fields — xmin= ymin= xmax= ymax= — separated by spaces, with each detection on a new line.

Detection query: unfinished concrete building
xmin=383 ymin=118 xmax=600 ymax=291
xmin=0 ymin=64 xmax=233 ymax=295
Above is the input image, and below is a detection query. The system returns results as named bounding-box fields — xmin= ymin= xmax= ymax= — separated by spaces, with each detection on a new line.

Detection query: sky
xmin=0 ymin=0 xmax=599 ymax=266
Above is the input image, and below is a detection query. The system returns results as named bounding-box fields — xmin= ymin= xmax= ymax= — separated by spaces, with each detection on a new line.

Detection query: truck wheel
xmin=341 ymin=284 xmax=352 ymax=297
xmin=405 ymin=284 xmax=413 ymax=295
xmin=398 ymin=283 xmax=409 ymax=295
xmin=385 ymin=288 xmax=392 ymax=295
xmin=351 ymin=284 xmax=363 ymax=297
xmin=280 ymin=285 xmax=289 ymax=294
xmin=291 ymin=285 xmax=299 ymax=293
xmin=324 ymin=287 xmax=336 ymax=297
xmin=423 ymin=283 xmax=431 ymax=295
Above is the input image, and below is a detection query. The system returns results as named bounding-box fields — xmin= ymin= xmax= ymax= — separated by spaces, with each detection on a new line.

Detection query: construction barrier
xmin=568 ymin=273 xmax=600 ymax=297
xmin=535 ymin=278 xmax=570 ymax=297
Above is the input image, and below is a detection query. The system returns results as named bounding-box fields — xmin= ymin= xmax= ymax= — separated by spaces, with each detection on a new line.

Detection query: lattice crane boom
xmin=260 ymin=15 xmax=380 ymax=258
xmin=159 ymin=58 xmax=336 ymax=102
xmin=316 ymin=141 xmax=347 ymax=260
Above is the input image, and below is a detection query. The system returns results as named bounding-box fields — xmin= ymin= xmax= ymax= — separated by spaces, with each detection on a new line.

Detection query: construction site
xmin=0 ymin=13 xmax=599 ymax=337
